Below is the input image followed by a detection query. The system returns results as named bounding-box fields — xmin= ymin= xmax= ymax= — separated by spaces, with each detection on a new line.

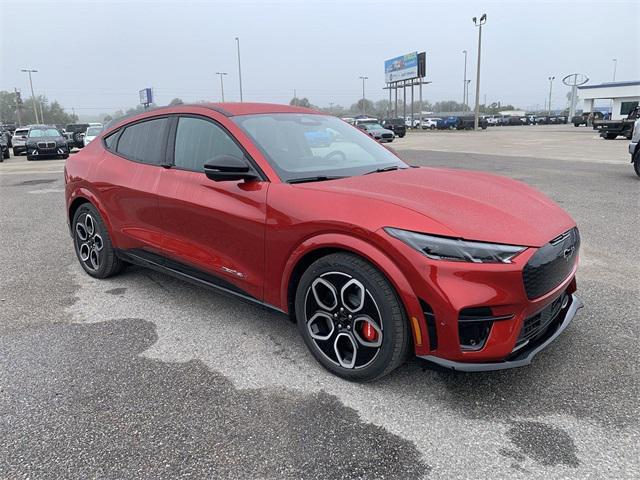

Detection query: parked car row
xmin=5 ymin=123 xmax=103 ymax=158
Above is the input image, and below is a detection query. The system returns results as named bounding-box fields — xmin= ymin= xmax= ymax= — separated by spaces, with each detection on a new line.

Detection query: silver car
xmin=11 ymin=127 xmax=29 ymax=156
xmin=356 ymin=123 xmax=395 ymax=143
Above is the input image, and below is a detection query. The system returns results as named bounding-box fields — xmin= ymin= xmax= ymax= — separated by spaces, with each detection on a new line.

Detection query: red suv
xmin=65 ymin=103 xmax=582 ymax=381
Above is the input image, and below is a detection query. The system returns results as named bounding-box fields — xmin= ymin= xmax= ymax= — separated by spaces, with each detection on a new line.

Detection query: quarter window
xmin=174 ymin=116 xmax=244 ymax=172
xmin=116 ymin=118 xmax=168 ymax=165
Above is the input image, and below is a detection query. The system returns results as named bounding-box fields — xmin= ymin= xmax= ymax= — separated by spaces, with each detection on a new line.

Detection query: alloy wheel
xmin=75 ymin=213 xmax=104 ymax=271
xmin=304 ymin=271 xmax=383 ymax=369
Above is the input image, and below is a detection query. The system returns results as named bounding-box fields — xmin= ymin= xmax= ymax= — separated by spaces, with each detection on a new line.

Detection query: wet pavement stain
xmin=0 ymin=318 xmax=431 ymax=479
xmin=106 ymin=287 xmax=127 ymax=296
xmin=14 ymin=179 xmax=56 ymax=186
xmin=504 ymin=421 xmax=580 ymax=468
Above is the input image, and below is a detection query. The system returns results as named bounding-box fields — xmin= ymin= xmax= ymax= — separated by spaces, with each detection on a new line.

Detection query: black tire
xmin=72 ymin=203 xmax=123 ymax=279
xmin=604 ymin=133 xmax=617 ymax=140
xmin=295 ymin=252 xmax=410 ymax=382
xmin=2 ymin=149 xmax=8 ymax=159
xmin=61 ymin=154 xmax=69 ymax=159
xmin=26 ymin=155 xmax=35 ymax=161
xmin=634 ymin=150 xmax=640 ymax=178
xmin=430 ymin=125 xmax=436 ymax=130
xmin=399 ymin=134 xmax=405 ymax=138
xmin=73 ymin=132 xmax=84 ymax=145
xmin=12 ymin=148 xmax=20 ymax=156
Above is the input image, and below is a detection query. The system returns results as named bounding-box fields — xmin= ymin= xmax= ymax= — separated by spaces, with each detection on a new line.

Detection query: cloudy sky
xmin=1 ymin=0 xmax=639 ymax=117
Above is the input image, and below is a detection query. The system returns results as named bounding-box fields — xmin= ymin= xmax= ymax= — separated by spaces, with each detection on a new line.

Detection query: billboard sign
xmin=139 ymin=88 xmax=153 ymax=106
xmin=385 ymin=52 xmax=418 ymax=83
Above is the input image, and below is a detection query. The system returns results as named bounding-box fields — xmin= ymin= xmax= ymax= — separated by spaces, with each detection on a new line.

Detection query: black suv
xmin=64 ymin=123 xmax=90 ymax=149
xmin=381 ymin=118 xmax=406 ymax=138
xmin=25 ymin=125 xmax=70 ymax=161
xmin=0 ymin=134 xmax=9 ymax=160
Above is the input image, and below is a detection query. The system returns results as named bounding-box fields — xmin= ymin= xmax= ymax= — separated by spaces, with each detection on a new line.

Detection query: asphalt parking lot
xmin=1 ymin=125 xmax=638 ymax=479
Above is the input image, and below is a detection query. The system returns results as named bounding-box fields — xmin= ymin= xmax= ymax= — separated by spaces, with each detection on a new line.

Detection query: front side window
xmin=86 ymin=126 xmax=103 ymax=136
xmin=621 ymin=101 xmax=639 ymax=116
xmin=174 ymin=116 xmax=244 ymax=172
xmin=116 ymin=117 xmax=168 ymax=165
xmin=232 ymin=114 xmax=407 ymax=182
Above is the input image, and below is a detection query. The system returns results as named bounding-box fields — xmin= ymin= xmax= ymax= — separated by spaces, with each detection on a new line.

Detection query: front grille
xmin=516 ymin=293 xmax=567 ymax=345
xmin=37 ymin=141 xmax=56 ymax=149
xmin=523 ymin=228 xmax=579 ymax=299
xmin=381 ymin=133 xmax=393 ymax=139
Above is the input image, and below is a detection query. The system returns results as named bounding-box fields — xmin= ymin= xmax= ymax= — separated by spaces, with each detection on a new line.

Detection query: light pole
xmin=612 ymin=58 xmax=617 ymax=82
xmin=466 ymin=80 xmax=472 ymax=110
xmin=216 ymin=72 xmax=227 ymax=102
xmin=472 ymin=14 xmax=487 ymax=130
xmin=359 ymin=76 xmax=368 ymax=114
xmin=235 ymin=37 xmax=243 ymax=102
xmin=462 ymin=50 xmax=468 ymax=111
xmin=21 ymin=68 xmax=40 ymax=124
xmin=547 ymin=76 xmax=555 ymax=116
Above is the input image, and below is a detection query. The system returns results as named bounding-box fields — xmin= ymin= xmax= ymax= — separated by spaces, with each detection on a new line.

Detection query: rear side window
xmin=103 ymin=132 xmax=117 ymax=150
xmin=174 ymin=116 xmax=244 ymax=172
xmin=116 ymin=117 xmax=168 ymax=165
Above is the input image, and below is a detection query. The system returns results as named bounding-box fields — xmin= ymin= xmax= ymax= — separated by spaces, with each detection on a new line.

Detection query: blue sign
xmin=139 ymin=88 xmax=153 ymax=106
xmin=385 ymin=52 xmax=418 ymax=83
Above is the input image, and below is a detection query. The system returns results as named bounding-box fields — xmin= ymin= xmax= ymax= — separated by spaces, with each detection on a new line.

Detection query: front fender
xmin=279 ymin=233 xmax=430 ymax=354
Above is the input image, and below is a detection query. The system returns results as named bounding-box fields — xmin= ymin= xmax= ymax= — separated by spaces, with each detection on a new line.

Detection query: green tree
xmin=289 ymin=97 xmax=315 ymax=109
xmin=169 ymin=97 xmax=184 ymax=105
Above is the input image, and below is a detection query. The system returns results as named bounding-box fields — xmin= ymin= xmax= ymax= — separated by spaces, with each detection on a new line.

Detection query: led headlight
xmin=385 ymin=227 xmax=526 ymax=263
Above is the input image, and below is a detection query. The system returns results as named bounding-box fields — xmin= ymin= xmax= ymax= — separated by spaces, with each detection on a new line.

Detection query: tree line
xmin=0 ymin=90 xmax=78 ymax=126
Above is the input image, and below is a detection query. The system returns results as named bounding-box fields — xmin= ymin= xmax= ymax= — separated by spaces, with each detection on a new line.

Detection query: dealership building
xmin=578 ymin=80 xmax=640 ymax=120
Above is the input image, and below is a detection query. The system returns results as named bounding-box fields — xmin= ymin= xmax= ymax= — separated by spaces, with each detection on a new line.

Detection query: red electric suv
xmin=65 ymin=103 xmax=582 ymax=381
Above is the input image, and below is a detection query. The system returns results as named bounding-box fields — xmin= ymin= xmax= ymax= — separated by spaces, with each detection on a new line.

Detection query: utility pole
xmin=21 ymin=68 xmax=40 ymax=124
xmin=216 ymin=72 xmax=227 ymax=102
xmin=235 ymin=37 xmax=243 ymax=102
xmin=472 ymin=14 xmax=487 ymax=130
xmin=462 ymin=50 xmax=468 ymax=111
xmin=14 ymin=88 xmax=23 ymax=126
xmin=548 ymin=76 xmax=555 ymax=116
xmin=359 ymin=76 xmax=368 ymax=114
xmin=612 ymin=58 xmax=617 ymax=82
xmin=39 ymin=97 xmax=45 ymax=124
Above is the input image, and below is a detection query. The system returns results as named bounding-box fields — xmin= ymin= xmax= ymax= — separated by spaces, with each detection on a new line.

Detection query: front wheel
xmin=295 ymin=253 xmax=410 ymax=382
xmin=72 ymin=203 xmax=123 ymax=278
xmin=604 ymin=132 xmax=617 ymax=140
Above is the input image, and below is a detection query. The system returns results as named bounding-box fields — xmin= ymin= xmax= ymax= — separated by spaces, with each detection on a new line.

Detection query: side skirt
xmin=115 ymin=249 xmax=286 ymax=315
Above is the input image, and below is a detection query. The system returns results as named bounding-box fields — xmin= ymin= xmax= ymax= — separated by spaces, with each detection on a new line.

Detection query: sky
xmin=1 ymin=0 xmax=639 ymax=119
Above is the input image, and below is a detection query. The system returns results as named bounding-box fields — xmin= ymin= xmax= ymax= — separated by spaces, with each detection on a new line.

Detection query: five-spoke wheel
xmin=72 ymin=203 xmax=123 ymax=278
xmin=296 ymin=253 xmax=410 ymax=381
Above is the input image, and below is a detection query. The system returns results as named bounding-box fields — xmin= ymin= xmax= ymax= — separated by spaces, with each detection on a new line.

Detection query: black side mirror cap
xmin=204 ymin=155 xmax=258 ymax=182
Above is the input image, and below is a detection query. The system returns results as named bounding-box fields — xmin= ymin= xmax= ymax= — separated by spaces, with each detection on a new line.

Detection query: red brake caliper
xmin=361 ymin=321 xmax=378 ymax=342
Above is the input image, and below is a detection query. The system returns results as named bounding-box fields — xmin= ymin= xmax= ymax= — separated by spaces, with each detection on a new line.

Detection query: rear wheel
xmin=604 ymin=132 xmax=617 ymax=140
xmin=295 ymin=253 xmax=410 ymax=382
xmin=633 ymin=151 xmax=640 ymax=178
xmin=26 ymin=155 xmax=35 ymax=161
xmin=72 ymin=203 xmax=123 ymax=278
xmin=2 ymin=149 xmax=8 ymax=159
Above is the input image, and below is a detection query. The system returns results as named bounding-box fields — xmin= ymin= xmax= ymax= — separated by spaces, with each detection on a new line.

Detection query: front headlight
xmin=385 ymin=227 xmax=526 ymax=264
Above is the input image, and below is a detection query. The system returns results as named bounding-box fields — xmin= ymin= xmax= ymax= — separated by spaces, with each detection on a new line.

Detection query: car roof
xmin=105 ymin=102 xmax=321 ymax=132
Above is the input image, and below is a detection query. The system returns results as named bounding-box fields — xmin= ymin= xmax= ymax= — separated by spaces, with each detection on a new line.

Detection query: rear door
xmin=93 ymin=116 xmax=170 ymax=255
xmin=156 ymin=114 xmax=269 ymax=301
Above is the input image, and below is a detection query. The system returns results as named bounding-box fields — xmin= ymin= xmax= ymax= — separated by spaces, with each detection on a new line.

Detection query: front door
xmin=156 ymin=115 xmax=268 ymax=301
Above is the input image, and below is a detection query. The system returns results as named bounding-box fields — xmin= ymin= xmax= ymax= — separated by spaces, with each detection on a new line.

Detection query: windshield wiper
xmin=287 ymin=175 xmax=346 ymax=184
xmin=364 ymin=165 xmax=402 ymax=175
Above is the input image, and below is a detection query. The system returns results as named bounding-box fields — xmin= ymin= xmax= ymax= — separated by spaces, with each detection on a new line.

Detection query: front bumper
xmin=418 ymin=294 xmax=582 ymax=371
xmin=27 ymin=145 xmax=69 ymax=157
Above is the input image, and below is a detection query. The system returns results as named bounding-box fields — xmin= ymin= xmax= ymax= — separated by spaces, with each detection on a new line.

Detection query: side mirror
xmin=204 ymin=154 xmax=258 ymax=182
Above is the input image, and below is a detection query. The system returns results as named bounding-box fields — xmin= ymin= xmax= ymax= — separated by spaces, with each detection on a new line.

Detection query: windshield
xmin=15 ymin=129 xmax=28 ymax=136
xmin=232 ymin=114 xmax=407 ymax=182
xmin=28 ymin=128 xmax=61 ymax=138
xmin=86 ymin=126 xmax=103 ymax=136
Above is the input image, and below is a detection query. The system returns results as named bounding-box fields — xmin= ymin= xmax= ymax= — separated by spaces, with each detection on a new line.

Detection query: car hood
xmin=300 ymin=167 xmax=575 ymax=247
xmin=28 ymin=136 xmax=66 ymax=142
